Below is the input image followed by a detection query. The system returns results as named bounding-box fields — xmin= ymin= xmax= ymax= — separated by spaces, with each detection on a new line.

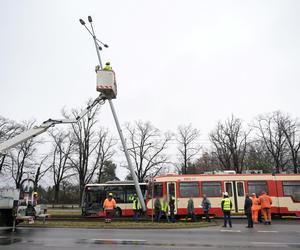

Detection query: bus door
xmin=224 ymin=181 xmax=245 ymax=213
xmin=167 ymin=182 xmax=177 ymax=214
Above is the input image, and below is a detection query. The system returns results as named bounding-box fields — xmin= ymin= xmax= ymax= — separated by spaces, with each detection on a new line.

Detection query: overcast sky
xmin=1 ymin=0 xmax=299 ymax=181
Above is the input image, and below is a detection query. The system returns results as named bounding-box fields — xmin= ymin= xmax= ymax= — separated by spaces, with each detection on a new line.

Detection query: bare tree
xmin=243 ymin=140 xmax=273 ymax=173
xmin=124 ymin=121 xmax=172 ymax=182
xmin=194 ymin=151 xmax=223 ymax=173
xmin=8 ymin=120 xmax=39 ymax=188
xmin=0 ymin=116 xmax=22 ymax=172
xmin=95 ymin=129 xmax=116 ymax=183
xmin=33 ymin=155 xmax=51 ymax=191
xmin=49 ymin=129 xmax=74 ymax=203
xmin=64 ymin=102 xmax=112 ymax=200
xmin=279 ymin=113 xmax=300 ymax=173
xmin=176 ymin=124 xmax=201 ymax=174
xmin=254 ymin=111 xmax=289 ymax=173
xmin=209 ymin=115 xmax=249 ymax=173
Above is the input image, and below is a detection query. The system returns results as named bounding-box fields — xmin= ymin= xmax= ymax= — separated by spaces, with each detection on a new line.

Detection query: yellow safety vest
xmin=129 ymin=194 xmax=134 ymax=202
xmin=103 ymin=65 xmax=112 ymax=70
xmin=222 ymin=198 xmax=231 ymax=211
xmin=132 ymin=198 xmax=141 ymax=210
xmin=161 ymin=201 xmax=168 ymax=212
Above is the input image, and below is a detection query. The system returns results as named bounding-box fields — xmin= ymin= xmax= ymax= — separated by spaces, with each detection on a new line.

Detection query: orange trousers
xmin=252 ymin=209 xmax=259 ymax=223
xmin=261 ymin=208 xmax=271 ymax=222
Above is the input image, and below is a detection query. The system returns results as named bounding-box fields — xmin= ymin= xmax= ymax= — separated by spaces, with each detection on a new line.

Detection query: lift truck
xmin=0 ymin=16 xmax=146 ymax=230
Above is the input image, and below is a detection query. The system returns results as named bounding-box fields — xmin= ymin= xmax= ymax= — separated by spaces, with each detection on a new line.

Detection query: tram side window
xmin=151 ymin=183 xmax=163 ymax=197
xmin=237 ymin=182 xmax=244 ymax=196
xmin=202 ymin=182 xmax=222 ymax=197
xmin=179 ymin=182 xmax=199 ymax=197
xmin=225 ymin=183 xmax=233 ymax=197
xmin=283 ymin=182 xmax=300 ymax=202
xmin=248 ymin=181 xmax=268 ymax=196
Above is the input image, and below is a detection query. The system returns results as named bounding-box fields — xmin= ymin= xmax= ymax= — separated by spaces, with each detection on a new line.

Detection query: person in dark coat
xmin=169 ymin=197 xmax=175 ymax=223
xmin=186 ymin=197 xmax=197 ymax=222
xmin=154 ymin=196 xmax=161 ymax=222
xmin=201 ymin=194 xmax=211 ymax=222
xmin=244 ymin=193 xmax=253 ymax=228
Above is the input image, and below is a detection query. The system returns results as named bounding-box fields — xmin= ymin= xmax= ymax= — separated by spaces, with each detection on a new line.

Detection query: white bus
xmin=81 ymin=181 xmax=147 ymax=217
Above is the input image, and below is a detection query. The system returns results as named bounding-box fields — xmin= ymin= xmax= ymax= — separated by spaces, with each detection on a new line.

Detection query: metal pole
xmin=151 ymin=178 xmax=154 ymax=223
xmin=108 ymin=100 xmax=146 ymax=211
xmin=92 ymin=36 xmax=103 ymax=69
xmin=90 ymin=34 xmax=146 ymax=211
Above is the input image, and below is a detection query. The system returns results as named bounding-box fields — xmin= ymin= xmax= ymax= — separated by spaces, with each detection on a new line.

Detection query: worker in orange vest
xmin=103 ymin=193 xmax=117 ymax=223
xmin=251 ymin=193 xmax=260 ymax=224
xmin=258 ymin=191 xmax=272 ymax=225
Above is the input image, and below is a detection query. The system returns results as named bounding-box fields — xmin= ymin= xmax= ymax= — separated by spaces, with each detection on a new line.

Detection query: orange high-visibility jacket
xmin=103 ymin=198 xmax=116 ymax=210
xmin=259 ymin=194 xmax=272 ymax=209
xmin=251 ymin=197 xmax=260 ymax=211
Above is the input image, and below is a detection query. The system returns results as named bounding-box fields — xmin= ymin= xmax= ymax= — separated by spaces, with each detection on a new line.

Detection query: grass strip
xmin=19 ymin=220 xmax=216 ymax=229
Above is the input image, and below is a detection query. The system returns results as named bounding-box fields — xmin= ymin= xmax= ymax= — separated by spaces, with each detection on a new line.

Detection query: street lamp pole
xmin=79 ymin=16 xmax=146 ymax=211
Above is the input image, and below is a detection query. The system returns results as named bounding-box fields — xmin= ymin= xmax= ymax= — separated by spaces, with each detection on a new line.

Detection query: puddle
xmin=76 ymin=238 xmax=300 ymax=248
xmin=0 ymin=236 xmax=22 ymax=245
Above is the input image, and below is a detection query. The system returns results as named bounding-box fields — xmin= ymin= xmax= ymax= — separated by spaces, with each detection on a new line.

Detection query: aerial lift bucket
xmin=96 ymin=70 xmax=117 ymax=99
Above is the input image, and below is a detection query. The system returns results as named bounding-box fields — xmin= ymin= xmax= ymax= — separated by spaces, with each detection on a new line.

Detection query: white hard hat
xmin=223 ymin=192 xmax=228 ymax=196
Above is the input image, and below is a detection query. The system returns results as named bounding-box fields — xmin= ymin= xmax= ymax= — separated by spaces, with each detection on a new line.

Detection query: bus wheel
xmin=114 ymin=208 xmax=122 ymax=217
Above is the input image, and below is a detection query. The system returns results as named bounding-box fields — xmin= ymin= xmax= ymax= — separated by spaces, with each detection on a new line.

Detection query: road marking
xmin=253 ymin=242 xmax=300 ymax=245
xmin=257 ymin=230 xmax=278 ymax=233
xmin=92 ymin=238 xmax=147 ymax=244
xmin=220 ymin=229 xmax=241 ymax=233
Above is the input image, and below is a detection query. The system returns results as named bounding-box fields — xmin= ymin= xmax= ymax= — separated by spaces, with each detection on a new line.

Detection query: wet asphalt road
xmin=0 ymin=220 xmax=299 ymax=249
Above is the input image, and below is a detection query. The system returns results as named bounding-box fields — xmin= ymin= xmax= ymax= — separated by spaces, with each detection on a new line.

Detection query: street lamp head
xmin=79 ymin=19 xmax=85 ymax=25
xmin=88 ymin=16 xmax=93 ymax=23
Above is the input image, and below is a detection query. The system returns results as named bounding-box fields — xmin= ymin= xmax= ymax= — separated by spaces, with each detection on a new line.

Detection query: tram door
xmin=224 ymin=181 xmax=245 ymax=213
xmin=167 ymin=182 xmax=177 ymax=214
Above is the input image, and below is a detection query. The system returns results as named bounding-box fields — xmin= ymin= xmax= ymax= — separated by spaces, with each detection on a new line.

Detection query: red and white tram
xmin=146 ymin=173 xmax=300 ymax=217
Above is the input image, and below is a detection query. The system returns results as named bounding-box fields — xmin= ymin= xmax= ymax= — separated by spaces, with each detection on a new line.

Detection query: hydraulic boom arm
xmin=0 ymin=93 xmax=106 ymax=154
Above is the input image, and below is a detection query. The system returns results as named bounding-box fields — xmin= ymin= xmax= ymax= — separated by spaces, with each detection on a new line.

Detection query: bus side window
xmin=283 ymin=181 xmax=300 ymax=202
xmin=105 ymin=186 xmax=125 ymax=203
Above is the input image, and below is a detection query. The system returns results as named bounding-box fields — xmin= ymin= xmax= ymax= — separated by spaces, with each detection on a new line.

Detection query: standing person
xmin=251 ymin=193 xmax=260 ymax=224
xmin=32 ymin=192 xmax=39 ymax=206
xmin=154 ymin=196 xmax=162 ymax=222
xmin=103 ymin=62 xmax=112 ymax=70
xmin=161 ymin=196 xmax=169 ymax=223
xmin=259 ymin=191 xmax=272 ymax=225
xmin=103 ymin=193 xmax=117 ymax=223
xmin=201 ymin=195 xmax=211 ymax=222
xmin=186 ymin=197 xmax=197 ymax=222
xmin=244 ymin=194 xmax=253 ymax=228
xmin=169 ymin=197 xmax=176 ymax=223
xmin=132 ymin=194 xmax=141 ymax=221
xmin=221 ymin=192 xmax=232 ymax=228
